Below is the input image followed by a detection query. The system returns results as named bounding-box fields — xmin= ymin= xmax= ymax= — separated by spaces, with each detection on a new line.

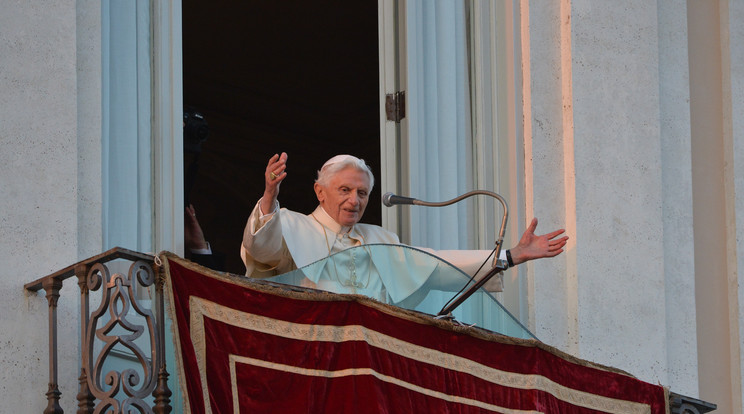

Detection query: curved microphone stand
xmin=382 ymin=190 xmax=508 ymax=317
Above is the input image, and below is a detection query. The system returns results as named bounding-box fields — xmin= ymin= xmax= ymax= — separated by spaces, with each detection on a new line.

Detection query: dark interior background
xmin=182 ymin=0 xmax=381 ymax=274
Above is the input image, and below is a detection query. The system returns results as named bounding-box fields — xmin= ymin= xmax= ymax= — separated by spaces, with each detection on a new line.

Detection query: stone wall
xmin=0 ymin=1 xmax=101 ymax=412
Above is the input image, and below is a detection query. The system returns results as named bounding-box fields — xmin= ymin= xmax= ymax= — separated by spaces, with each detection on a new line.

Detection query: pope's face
xmin=315 ymin=167 xmax=371 ymax=226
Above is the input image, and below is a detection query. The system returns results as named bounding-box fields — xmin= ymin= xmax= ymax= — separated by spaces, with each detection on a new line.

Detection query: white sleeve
xmin=240 ymin=199 xmax=293 ymax=277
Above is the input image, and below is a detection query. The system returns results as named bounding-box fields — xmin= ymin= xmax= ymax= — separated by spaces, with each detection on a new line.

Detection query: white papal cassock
xmin=241 ymin=199 xmax=503 ymax=306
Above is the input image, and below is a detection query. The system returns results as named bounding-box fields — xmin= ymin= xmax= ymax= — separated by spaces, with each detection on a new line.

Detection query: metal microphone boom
xmin=382 ymin=190 xmax=508 ymax=317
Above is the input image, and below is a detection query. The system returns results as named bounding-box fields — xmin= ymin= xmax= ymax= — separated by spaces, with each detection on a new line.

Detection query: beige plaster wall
xmin=0 ymin=0 xmax=101 ymax=412
xmin=526 ymin=0 xmax=708 ymax=400
xmin=525 ymin=0 xmax=744 ymax=410
xmin=687 ymin=1 xmax=742 ymax=412
xmin=728 ymin=0 xmax=744 ymax=408
xmin=568 ymin=0 xmax=668 ymax=381
xmin=522 ymin=0 xmax=578 ymax=355
xmin=657 ymin=0 xmax=698 ymax=398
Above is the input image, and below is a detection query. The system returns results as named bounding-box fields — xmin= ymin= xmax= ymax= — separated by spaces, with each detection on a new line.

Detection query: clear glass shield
xmin=268 ymin=244 xmax=536 ymax=340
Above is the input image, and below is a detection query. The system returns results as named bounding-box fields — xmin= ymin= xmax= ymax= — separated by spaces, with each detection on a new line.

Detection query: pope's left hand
xmin=508 ymin=218 xmax=568 ymax=266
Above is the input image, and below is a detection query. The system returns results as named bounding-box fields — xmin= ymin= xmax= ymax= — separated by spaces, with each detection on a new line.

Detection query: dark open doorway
xmin=182 ymin=1 xmax=381 ymax=274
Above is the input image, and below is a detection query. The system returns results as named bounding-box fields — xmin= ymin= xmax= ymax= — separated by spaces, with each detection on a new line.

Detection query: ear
xmin=314 ymin=182 xmax=325 ymax=203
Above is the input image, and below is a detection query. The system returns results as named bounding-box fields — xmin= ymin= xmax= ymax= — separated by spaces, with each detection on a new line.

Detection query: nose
xmin=347 ymin=191 xmax=362 ymax=207
xmin=348 ymin=192 xmax=361 ymax=206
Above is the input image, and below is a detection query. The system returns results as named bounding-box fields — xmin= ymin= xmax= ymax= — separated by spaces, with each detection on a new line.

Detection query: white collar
xmin=312 ymin=205 xmax=353 ymax=235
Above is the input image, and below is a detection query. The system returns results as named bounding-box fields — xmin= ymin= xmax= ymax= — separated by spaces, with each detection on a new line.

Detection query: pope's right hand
xmin=261 ymin=152 xmax=287 ymax=214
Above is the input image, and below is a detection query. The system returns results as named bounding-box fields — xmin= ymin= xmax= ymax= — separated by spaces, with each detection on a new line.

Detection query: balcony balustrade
xmin=25 ymin=247 xmax=716 ymax=413
xmin=25 ymin=247 xmax=171 ymax=414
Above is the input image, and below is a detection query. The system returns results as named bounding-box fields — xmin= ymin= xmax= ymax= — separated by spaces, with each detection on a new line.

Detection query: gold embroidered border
xmin=228 ymin=354 xmax=542 ymax=414
xmin=190 ymin=296 xmax=651 ymax=414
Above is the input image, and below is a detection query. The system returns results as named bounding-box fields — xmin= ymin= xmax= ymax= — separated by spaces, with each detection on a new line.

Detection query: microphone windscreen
xmin=383 ymin=192 xmax=416 ymax=206
xmin=382 ymin=192 xmax=395 ymax=207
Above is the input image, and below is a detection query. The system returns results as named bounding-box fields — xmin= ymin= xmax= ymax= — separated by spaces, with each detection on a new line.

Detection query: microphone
xmin=382 ymin=192 xmax=417 ymax=207
xmin=381 ymin=189 xmax=510 ymax=318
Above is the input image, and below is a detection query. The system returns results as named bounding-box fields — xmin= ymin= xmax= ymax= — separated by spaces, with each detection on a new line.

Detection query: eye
xmin=339 ymin=187 xmax=350 ymax=194
xmin=358 ymin=190 xmax=368 ymax=198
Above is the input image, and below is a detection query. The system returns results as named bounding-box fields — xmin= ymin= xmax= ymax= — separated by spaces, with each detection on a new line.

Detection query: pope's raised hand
xmin=261 ymin=152 xmax=287 ymax=214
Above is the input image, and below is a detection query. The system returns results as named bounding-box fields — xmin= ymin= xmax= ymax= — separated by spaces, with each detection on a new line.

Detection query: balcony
xmin=25 ymin=248 xmax=716 ymax=413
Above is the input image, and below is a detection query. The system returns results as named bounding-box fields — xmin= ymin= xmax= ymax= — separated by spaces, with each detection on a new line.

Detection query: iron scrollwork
xmin=84 ymin=260 xmax=160 ymax=413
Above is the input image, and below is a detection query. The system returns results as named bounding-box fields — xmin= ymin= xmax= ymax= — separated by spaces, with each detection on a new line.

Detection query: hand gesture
xmin=261 ymin=152 xmax=288 ymax=214
xmin=509 ymin=218 xmax=568 ymax=265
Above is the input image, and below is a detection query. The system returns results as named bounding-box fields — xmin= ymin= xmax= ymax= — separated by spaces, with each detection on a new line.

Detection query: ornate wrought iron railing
xmin=25 ymin=247 xmax=171 ymax=414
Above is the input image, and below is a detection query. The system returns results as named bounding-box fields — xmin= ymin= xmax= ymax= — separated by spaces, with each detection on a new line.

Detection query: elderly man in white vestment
xmin=241 ymin=153 xmax=568 ymax=306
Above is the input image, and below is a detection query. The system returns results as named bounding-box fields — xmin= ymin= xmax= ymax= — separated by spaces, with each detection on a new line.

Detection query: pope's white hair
xmin=315 ymin=154 xmax=375 ymax=190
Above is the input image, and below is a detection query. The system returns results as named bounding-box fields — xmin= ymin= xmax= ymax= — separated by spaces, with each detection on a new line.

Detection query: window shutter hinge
xmin=385 ymin=91 xmax=405 ymax=123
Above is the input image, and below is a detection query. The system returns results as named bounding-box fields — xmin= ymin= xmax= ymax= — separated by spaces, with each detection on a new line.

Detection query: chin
xmin=340 ymin=215 xmax=359 ymax=226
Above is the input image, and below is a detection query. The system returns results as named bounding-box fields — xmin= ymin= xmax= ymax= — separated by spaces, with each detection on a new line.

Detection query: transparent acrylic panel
xmin=269 ymin=244 xmax=536 ymax=340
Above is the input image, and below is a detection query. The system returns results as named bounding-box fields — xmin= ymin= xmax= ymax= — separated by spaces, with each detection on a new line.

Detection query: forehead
xmin=328 ymin=167 xmax=371 ymax=189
